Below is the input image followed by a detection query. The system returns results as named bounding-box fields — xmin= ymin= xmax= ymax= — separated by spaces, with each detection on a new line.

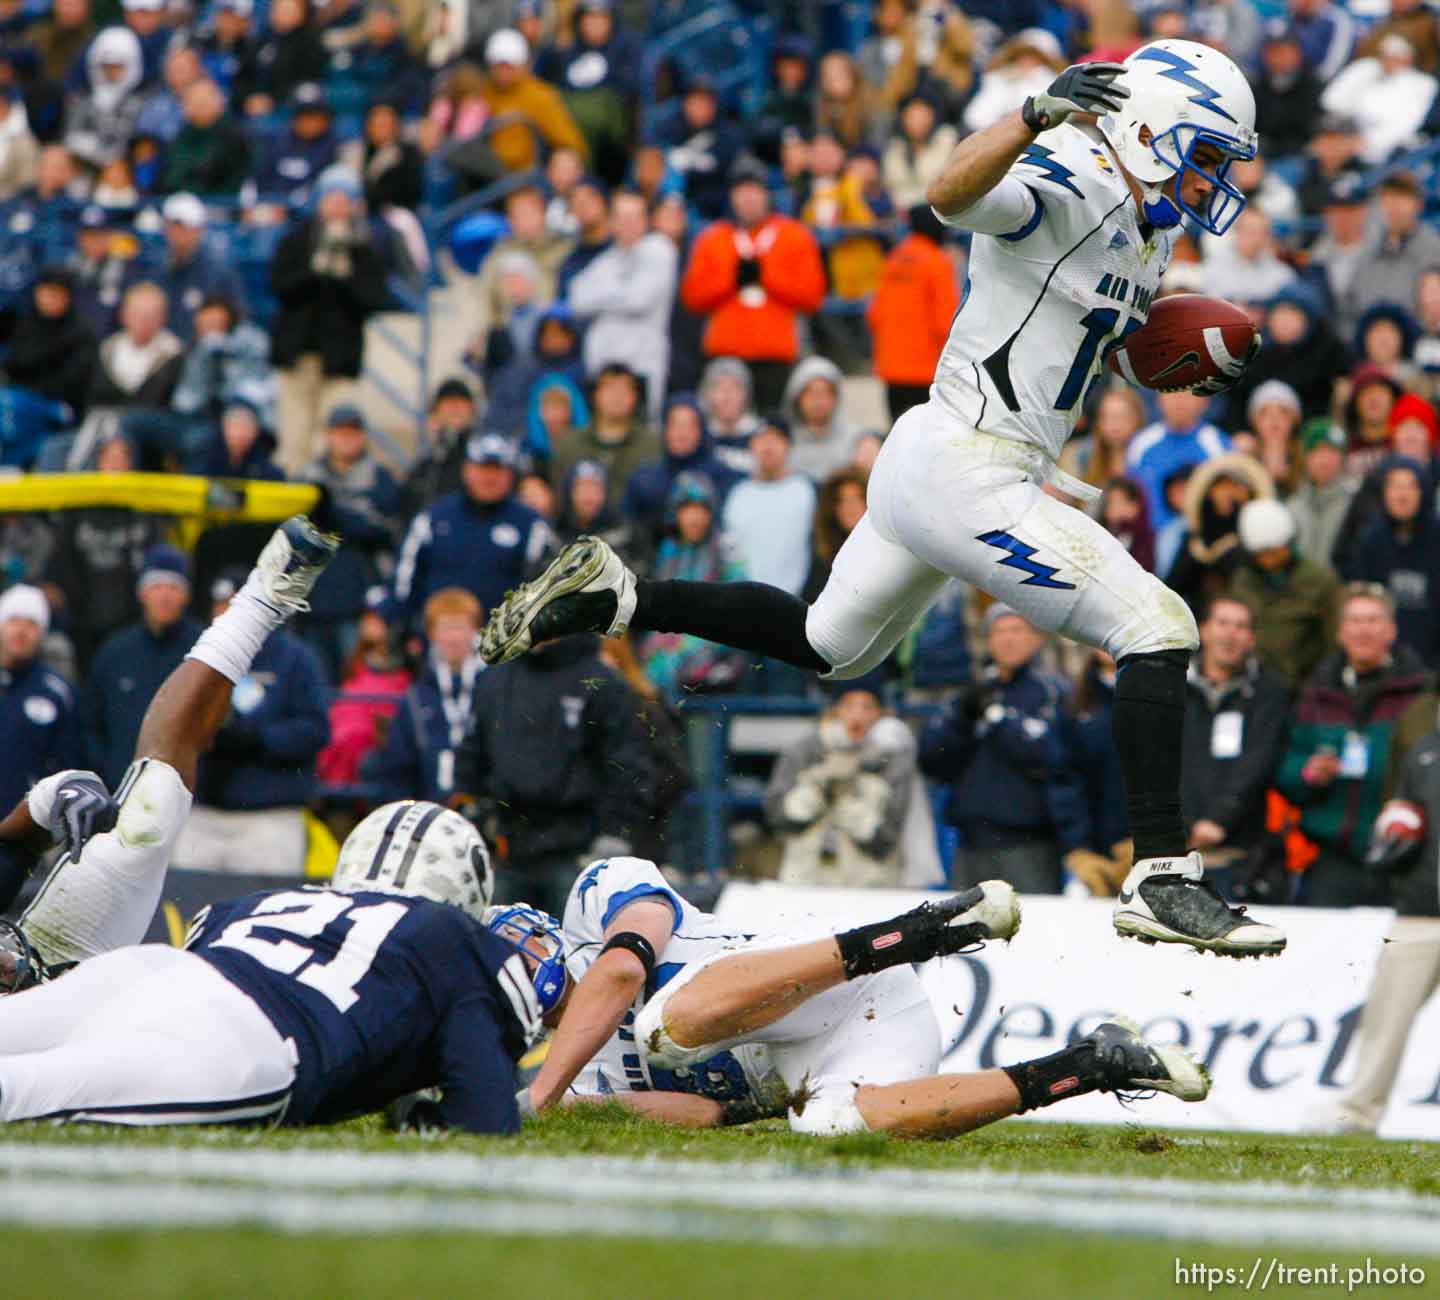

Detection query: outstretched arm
xmin=926 ymin=111 xmax=1038 ymax=219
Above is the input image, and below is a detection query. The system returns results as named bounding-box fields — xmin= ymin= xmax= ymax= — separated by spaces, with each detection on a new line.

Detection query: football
xmin=1107 ymin=293 xmax=1257 ymax=392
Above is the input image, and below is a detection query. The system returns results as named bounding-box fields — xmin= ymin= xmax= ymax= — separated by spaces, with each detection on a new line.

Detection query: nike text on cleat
xmin=1112 ymin=851 xmax=1286 ymax=958
xmin=248 ymin=515 xmax=340 ymax=617
xmin=1086 ymin=1016 xmax=1211 ymax=1103
xmin=479 ymin=536 xmax=637 ymax=665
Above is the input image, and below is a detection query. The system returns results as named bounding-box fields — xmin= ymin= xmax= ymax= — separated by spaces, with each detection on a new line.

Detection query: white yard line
xmin=1 ymin=1144 xmax=1437 ymax=1250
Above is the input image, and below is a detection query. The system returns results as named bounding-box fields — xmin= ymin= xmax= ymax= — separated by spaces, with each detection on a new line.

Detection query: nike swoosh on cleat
xmin=1117 ymin=889 xmax=1133 ymax=904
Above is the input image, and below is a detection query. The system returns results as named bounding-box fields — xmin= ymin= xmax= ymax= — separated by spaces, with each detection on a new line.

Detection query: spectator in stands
xmin=1229 ymin=498 xmax=1339 ymax=686
xmin=1234 ymin=285 xmax=1352 ymax=434
xmin=1344 ymin=362 xmax=1403 ymax=483
xmin=637 ymin=472 xmax=747 ymax=695
xmin=362 ymin=587 xmax=483 ymax=803
xmin=1065 ymin=651 xmax=1128 ymax=897
xmin=1126 ymin=389 xmax=1230 ymax=530
xmin=1291 ymin=420 xmax=1355 ymax=572
xmin=477 ymin=27 xmax=586 ymax=174
xmin=881 ymin=90 xmax=958 ymax=211
xmin=1278 ymin=584 xmax=1430 ymax=907
xmin=0 ymin=81 xmax=38 ymax=202
xmin=536 ymin=0 xmax=641 ymax=185
xmin=782 ymin=356 xmax=860 ymax=484
xmin=1181 ymin=594 xmax=1292 ymax=896
xmin=88 ymin=279 xmax=183 ymax=413
xmin=271 ymin=167 xmax=389 ymax=474
xmin=753 ymin=33 xmax=816 ymax=165
xmin=162 ymin=77 xmax=251 ymax=197
xmin=804 ymin=466 xmax=867 ymax=602
xmin=479 ymin=300 xmax=585 ymax=448
xmin=454 ymin=628 xmax=651 ymax=915
xmin=1322 ymin=33 xmax=1434 ymax=165
xmin=1244 ymin=379 xmax=1303 ymax=493
xmin=964 ymin=28 xmax=1065 ymax=133
xmin=680 ymin=155 xmax=826 ymax=411
xmin=1355 ymin=301 xmax=1424 ymax=395
xmin=196 ymin=398 xmax=284 ymax=482
xmin=1253 ymin=23 xmax=1323 ymax=161
xmin=650 ymin=74 xmax=743 ymax=222
xmin=621 ymin=393 xmax=734 ymax=551
xmin=766 ymin=687 xmax=915 ymax=889
xmin=699 ymin=357 xmax=761 ymax=475
xmin=1350 ymin=172 xmax=1440 ymax=332
xmin=1296 ymin=114 xmax=1365 ymax=218
xmin=525 ymin=372 xmax=583 ymax=469
xmin=553 ymin=174 xmax=610 ymax=299
xmin=234 ymin=0 xmax=326 ymax=117
xmin=1307 ymin=174 xmax=1371 ymax=333
xmin=173 ymin=571 xmax=329 ymax=878
xmin=29 ymin=0 xmax=94 ymax=87
xmin=549 ymin=360 xmax=657 ymax=492
xmin=1167 ymin=453 xmax=1274 ymax=611
xmin=135 ymin=42 xmax=202 ymax=146
xmin=392 ymin=432 xmax=550 ymax=631
xmin=920 ymin=605 xmax=1087 ymax=894
xmin=868 ymin=203 xmax=958 ymax=422
xmin=67 ymin=205 xmax=126 ymax=336
xmin=1389 ymin=395 xmax=1440 ymax=488
xmin=0 ymin=263 xmax=95 ymax=412
xmin=197 ymin=0 xmax=256 ymax=96
xmin=554 ymin=458 xmax=638 ymax=568
xmin=544 ymin=144 xmax=582 ymax=233
xmin=473 ymin=181 xmax=572 ymax=345
xmin=359 ymin=98 xmax=423 ymax=214
xmin=150 ymin=192 xmax=246 ymax=343
xmin=247 ymin=82 xmax=337 ymax=215
xmin=1348 ymin=457 xmax=1440 ymax=665
xmin=800 ymin=130 xmax=889 ymax=307
xmin=81 ymin=542 xmax=200 ymax=787
xmin=1098 ymin=477 xmax=1156 ymax=575
xmin=865 ymin=0 xmax=975 ymax=120
xmin=1289 ymin=0 xmax=1358 ymax=83
xmin=722 ymin=416 xmax=815 ymax=598
xmin=569 ymin=187 xmax=677 ymax=419
xmin=41 ymin=431 xmax=165 ymax=668
xmin=63 ymin=25 xmax=144 ymax=171
xmin=1202 ymin=208 xmax=1295 ymax=304
xmin=402 ymin=376 xmax=476 ymax=515
xmin=346 ymin=1 xmax=426 ymax=117
xmin=1413 ymin=269 xmax=1440 ymax=378
xmin=1058 ymin=386 xmax=1145 ymax=497
xmin=297 ymin=404 xmax=400 ymax=679
xmin=0 ymin=583 xmax=78 ymax=905
xmin=115 ymin=0 xmax=169 ymax=87
xmin=815 ymin=51 xmax=879 ymax=151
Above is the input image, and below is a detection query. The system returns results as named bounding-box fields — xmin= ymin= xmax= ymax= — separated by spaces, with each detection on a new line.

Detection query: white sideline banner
xmin=714 ymin=884 xmax=1440 ymax=1140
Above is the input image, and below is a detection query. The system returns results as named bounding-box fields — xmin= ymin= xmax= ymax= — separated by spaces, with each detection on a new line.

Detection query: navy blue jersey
xmin=187 ymin=888 xmax=541 ymax=1132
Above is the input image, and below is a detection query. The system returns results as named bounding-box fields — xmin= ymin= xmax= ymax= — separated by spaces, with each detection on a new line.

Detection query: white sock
xmin=185 ymin=584 xmax=287 ymax=685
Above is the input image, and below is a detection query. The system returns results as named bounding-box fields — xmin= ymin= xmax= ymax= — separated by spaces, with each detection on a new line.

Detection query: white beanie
xmin=0 ymin=583 xmax=50 ymax=635
xmin=1238 ymin=499 xmax=1297 ymax=553
xmin=1247 ymin=379 xmax=1301 ymax=420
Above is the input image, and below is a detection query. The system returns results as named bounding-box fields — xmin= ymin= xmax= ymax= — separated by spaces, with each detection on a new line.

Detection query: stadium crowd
xmin=1 ymin=0 xmax=1440 ymax=981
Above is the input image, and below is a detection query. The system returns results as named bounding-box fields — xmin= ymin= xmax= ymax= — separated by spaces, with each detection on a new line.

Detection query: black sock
xmin=633 ymin=579 xmax=831 ymax=674
xmin=835 ymin=914 xmax=987 ymax=979
xmin=1112 ymin=649 xmax=1189 ymax=862
xmin=1003 ymin=1042 xmax=1106 ymax=1113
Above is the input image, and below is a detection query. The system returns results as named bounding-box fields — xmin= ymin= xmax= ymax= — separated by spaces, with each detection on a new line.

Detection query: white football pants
xmin=806 ymin=400 xmax=1198 ymax=679
xmin=635 ymin=926 xmax=942 ymax=1136
xmin=0 ymin=945 xmax=295 ymax=1125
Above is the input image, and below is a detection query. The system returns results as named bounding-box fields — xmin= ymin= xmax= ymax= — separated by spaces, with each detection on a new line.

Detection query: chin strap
xmin=1141 ymin=182 xmax=1184 ymax=230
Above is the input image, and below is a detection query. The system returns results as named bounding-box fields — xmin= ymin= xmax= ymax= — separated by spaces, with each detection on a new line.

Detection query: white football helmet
xmin=333 ymin=801 xmax=493 ymax=921
xmin=1099 ymin=38 xmax=1257 ymax=235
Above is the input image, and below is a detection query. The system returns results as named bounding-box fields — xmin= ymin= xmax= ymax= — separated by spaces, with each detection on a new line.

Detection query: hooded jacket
xmin=1166 ymin=453 xmax=1275 ymax=609
xmin=63 ymin=27 xmax=144 ymax=169
xmin=0 ymin=277 xmax=97 ymax=410
xmin=782 ymin=356 xmax=861 ymax=483
xmin=1351 ymin=456 xmax=1440 ymax=665
xmin=195 ymin=424 xmax=285 ymax=482
xmin=620 ymin=394 xmax=738 ymax=545
xmin=1223 ymin=282 xmax=1352 ymax=428
xmin=454 ymin=636 xmax=655 ymax=866
xmin=526 ymin=373 xmax=589 ymax=465
xmin=555 ymin=457 xmax=641 ymax=566
xmin=480 ymin=304 xmax=587 ymax=442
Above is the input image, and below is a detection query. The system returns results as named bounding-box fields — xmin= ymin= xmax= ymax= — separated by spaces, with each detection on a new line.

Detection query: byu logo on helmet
xmin=332 ymin=800 xmax=493 ymax=920
xmin=1098 ymin=39 xmax=1257 ymax=235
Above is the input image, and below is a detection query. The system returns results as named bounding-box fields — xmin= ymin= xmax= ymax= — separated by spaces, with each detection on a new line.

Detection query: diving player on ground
xmin=479 ymin=39 xmax=1285 ymax=960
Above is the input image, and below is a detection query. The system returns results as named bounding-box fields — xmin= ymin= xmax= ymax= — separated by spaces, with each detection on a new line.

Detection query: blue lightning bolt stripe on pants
xmin=804 ymin=400 xmax=1198 ymax=680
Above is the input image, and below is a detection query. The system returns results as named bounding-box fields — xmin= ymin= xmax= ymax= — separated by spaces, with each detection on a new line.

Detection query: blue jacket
xmin=1126 ymin=420 xmax=1231 ymax=530
xmin=391 ymin=492 xmax=552 ymax=631
xmin=361 ymin=661 xmax=477 ymax=803
xmin=196 ymin=630 xmax=330 ymax=811
xmin=82 ymin=617 xmax=203 ymax=788
xmin=0 ymin=656 xmax=81 ymax=817
xmin=1070 ymin=664 xmax=1129 ymax=853
xmin=908 ymin=582 xmax=973 ymax=689
xmin=919 ymin=657 xmax=1090 ymax=852
xmin=620 ymin=399 xmax=739 ymax=546
xmin=131 ymin=250 xmax=247 ymax=344
xmin=251 ymin=129 xmax=340 ymax=205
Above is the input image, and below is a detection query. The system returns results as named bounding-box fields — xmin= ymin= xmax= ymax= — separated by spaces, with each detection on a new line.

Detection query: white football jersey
xmin=560 ymin=857 xmax=777 ymax=1104
xmin=933 ymin=121 xmax=1176 ymax=463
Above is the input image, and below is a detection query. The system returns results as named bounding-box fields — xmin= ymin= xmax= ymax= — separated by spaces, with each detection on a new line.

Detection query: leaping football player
xmin=479 ymin=40 xmax=1285 ymax=960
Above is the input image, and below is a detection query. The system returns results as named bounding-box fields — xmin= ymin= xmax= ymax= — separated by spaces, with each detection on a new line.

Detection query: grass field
xmin=6 ymin=1109 xmax=1439 ymax=1299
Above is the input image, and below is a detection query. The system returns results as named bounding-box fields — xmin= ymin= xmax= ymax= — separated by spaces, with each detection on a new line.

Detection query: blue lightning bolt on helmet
xmin=1098 ymin=38 xmax=1257 ymax=236
xmin=484 ymin=903 xmax=570 ymax=1014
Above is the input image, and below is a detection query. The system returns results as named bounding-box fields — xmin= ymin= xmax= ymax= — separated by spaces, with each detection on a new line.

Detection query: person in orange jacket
xmin=867 ymin=204 xmax=960 ymax=421
xmin=680 ymin=156 xmax=827 ymax=412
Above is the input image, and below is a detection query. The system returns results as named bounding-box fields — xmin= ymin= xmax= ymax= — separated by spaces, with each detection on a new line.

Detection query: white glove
xmin=832 ymin=794 xmax=883 ymax=845
xmin=782 ymin=781 xmax=826 ymax=825
xmin=1023 ymin=62 xmax=1129 ymax=133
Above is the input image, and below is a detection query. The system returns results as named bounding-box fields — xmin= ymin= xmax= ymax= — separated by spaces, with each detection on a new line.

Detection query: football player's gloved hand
xmin=1023 ymin=62 xmax=1129 ymax=133
xmin=53 ymin=773 xmax=119 ymax=859
xmin=1190 ymin=333 xmax=1260 ymax=396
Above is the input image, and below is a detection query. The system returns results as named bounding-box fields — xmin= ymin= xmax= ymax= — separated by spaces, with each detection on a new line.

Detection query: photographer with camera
xmin=919 ymin=605 xmax=1088 ymax=894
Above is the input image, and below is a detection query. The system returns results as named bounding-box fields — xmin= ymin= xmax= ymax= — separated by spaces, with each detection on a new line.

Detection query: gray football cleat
xmin=1085 ymin=1016 xmax=1211 ymax=1103
xmin=1113 ymin=851 xmax=1286 ymax=958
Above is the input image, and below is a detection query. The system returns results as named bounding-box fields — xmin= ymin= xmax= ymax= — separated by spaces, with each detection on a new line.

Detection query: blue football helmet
xmin=485 ymin=903 xmax=569 ymax=1014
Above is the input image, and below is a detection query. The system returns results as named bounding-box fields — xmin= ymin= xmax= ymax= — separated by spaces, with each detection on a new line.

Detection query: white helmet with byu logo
xmin=333 ymin=800 xmax=493 ymax=921
xmin=1099 ymin=38 xmax=1257 ymax=234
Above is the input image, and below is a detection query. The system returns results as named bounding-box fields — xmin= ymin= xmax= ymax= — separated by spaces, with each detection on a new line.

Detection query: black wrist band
xmin=601 ymin=931 xmax=656 ymax=979
xmin=1021 ymin=96 xmax=1047 ymax=133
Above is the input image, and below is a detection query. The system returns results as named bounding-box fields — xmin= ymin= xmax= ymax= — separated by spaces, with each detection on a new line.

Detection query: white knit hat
xmin=1238 ymin=499 xmax=1296 ymax=553
xmin=0 ymin=584 xmax=50 ymax=635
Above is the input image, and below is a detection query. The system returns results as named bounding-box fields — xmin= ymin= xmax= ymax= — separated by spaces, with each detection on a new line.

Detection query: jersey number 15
xmin=1055 ymin=308 xmax=1141 ymax=411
